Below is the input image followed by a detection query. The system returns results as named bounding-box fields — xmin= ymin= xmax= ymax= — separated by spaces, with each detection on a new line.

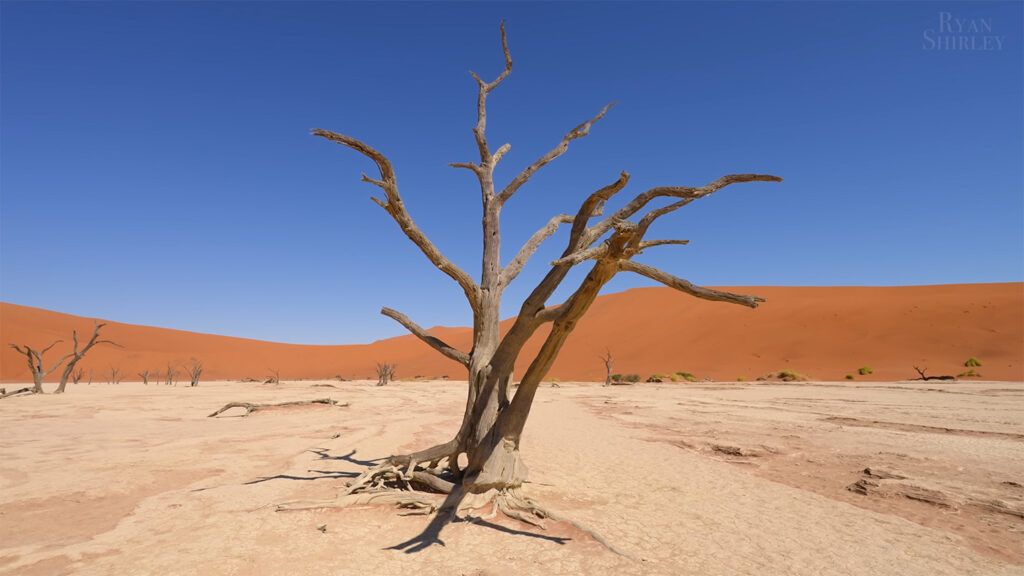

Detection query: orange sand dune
xmin=2 ymin=283 xmax=1022 ymax=384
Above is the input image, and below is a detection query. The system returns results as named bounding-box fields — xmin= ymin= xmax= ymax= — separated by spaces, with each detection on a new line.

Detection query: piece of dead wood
xmin=208 ymin=398 xmax=348 ymax=418
xmin=0 ymin=387 xmax=32 ymax=400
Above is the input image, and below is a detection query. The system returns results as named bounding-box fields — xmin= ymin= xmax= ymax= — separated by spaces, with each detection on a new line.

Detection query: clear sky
xmin=1 ymin=1 xmax=1021 ymax=345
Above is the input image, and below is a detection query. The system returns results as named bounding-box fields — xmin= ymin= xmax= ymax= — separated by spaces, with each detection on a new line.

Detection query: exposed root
xmin=273 ymin=444 xmax=631 ymax=558
xmin=208 ymin=398 xmax=348 ymax=417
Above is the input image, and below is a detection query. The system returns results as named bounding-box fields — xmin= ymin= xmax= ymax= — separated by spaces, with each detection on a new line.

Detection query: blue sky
xmin=1 ymin=1 xmax=1021 ymax=344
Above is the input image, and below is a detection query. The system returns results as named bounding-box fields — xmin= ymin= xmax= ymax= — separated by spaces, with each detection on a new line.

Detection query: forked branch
xmin=381 ymin=308 xmax=470 ymax=366
xmin=500 ymin=214 xmax=574 ymax=288
xmin=497 ymin=103 xmax=616 ymax=205
xmin=313 ymin=129 xmax=481 ymax=310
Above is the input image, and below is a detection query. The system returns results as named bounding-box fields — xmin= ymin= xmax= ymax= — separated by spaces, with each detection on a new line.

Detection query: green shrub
xmin=858 ymin=366 xmax=873 ymax=375
xmin=675 ymin=371 xmax=698 ymax=382
xmin=624 ymin=374 xmax=640 ymax=383
xmin=737 ymin=377 xmax=745 ymax=382
xmin=845 ymin=374 xmax=855 ymax=380
xmin=958 ymin=369 xmax=982 ymax=378
xmin=964 ymin=357 xmax=982 ymax=367
xmin=611 ymin=373 xmax=623 ymax=382
xmin=757 ymin=370 xmax=808 ymax=382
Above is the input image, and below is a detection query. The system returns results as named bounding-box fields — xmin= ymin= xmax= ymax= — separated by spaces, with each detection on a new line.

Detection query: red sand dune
xmin=2 ymin=283 xmax=1022 ymax=384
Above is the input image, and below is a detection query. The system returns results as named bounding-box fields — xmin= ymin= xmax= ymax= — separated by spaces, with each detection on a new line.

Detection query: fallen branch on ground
xmin=0 ymin=387 xmax=32 ymax=400
xmin=208 ymin=398 xmax=348 ymax=417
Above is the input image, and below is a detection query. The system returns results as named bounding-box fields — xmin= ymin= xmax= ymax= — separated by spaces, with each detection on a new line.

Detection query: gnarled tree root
xmin=208 ymin=398 xmax=348 ymax=417
xmin=274 ymin=449 xmax=632 ymax=558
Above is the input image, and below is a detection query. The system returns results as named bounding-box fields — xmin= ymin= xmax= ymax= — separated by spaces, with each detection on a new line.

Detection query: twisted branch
xmin=381 ymin=307 xmax=470 ymax=366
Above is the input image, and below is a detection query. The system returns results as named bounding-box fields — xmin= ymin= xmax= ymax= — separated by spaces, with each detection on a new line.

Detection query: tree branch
xmin=637 ymin=239 xmax=690 ymax=250
xmin=381 ymin=308 xmax=470 ymax=367
xmin=499 ymin=214 xmax=574 ymax=288
xmin=618 ymin=260 xmax=764 ymax=308
xmin=313 ymin=128 xmax=482 ymax=310
xmin=550 ymin=244 xmax=609 ymax=267
xmin=496 ymin=103 xmax=615 ymax=205
xmin=587 ymin=173 xmax=783 ymax=247
xmin=470 ymin=21 xmax=513 ymax=164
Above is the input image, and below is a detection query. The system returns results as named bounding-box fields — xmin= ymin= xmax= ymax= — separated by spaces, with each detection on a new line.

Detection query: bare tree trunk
xmin=307 ymin=21 xmax=781 ymax=541
xmin=376 ymin=362 xmax=396 ymax=386
xmin=600 ymin=349 xmax=614 ymax=387
xmin=8 ymin=340 xmax=72 ymax=394
xmin=186 ymin=359 xmax=203 ymax=387
xmin=139 ymin=370 xmax=150 ymax=385
xmin=57 ymin=323 xmax=117 ymax=394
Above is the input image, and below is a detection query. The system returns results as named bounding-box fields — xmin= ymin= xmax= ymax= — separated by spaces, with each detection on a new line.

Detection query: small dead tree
xmin=56 ymin=323 xmax=118 ymax=394
xmin=72 ymin=367 xmax=84 ymax=385
xmin=8 ymin=340 xmax=72 ymax=394
xmin=107 ymin=366 xmax=123 ymax=385
xmin=138 ymin=370 xmax=150 ymax=385
xmin=265 ymin=368 xmax=280 ymax=384
xmin=186 ymin=359 xmax=203 ymax=387
xmin=289 ymin=22 xmax=780 ymax=548
xmin=165 ymin=363 xmax=177 ymax=386
xmin=376 ymin=362 xmax=396 ymax=386
xmin=600 ymin=349 xmax=614 ymax=387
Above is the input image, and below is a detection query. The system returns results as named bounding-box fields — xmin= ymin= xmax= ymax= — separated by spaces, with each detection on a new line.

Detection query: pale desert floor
xmin=1 ymin=379 xmax=1022 ymax=575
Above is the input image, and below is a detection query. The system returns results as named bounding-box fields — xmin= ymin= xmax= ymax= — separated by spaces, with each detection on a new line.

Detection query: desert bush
xmin=958 ymin=369 xmax=982 ymax=378
xmin=737 ymin=377 xmax=745 ymax=382
xmin=964 ymin=357 xmax=982 ymax=367
xmin=858 ymin=366 xmax=873 ymax=375
xmin=845 ymin=374 xmax=855 ymax=380
xmin=675 ymin=371 xmax=698 ymax=382
xmin=611 ymin=373 xmax=623 ymax=382
xmin=757 ymin=370 xmax=807 ymax=382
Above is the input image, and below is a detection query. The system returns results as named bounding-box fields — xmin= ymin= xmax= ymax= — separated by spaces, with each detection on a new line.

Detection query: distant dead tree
xmin=72 ymin=367 xmax=84 ymax=385
xmin=165 ymin=363 xmax=177 ymax=386
xmin=186 ymin=359 xmax=203 ymax=387
xmin=376 ymin=362 xmax=396 ymax=386
xmin=600 ymin=349 xmax=614 ymax=387
xmin=912 ymin=366 xmax=956 ymax=381
xmin=285 ymin=22 xmax=779 ymax=547
xmin=56 ymin=323 xmax=118 ymax=394
xmin=107 ymin=366 xmax=123 ymax=385
xmin=265 ymin=368 xmax=280 ymax=384
xmin=138 ymin=370 xmax=150 ymax=385
xmin=8 ymin=340 xmax=73 ymax=394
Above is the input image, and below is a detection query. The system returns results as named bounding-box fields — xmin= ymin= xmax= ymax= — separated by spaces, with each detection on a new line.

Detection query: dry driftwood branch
xmin=381 ymin=308 xmax=469 ymax=366
xmin=0 ymin=387 xmax=32 ymax=400
xmin=208 ymin=398 xmax=347 ymax=418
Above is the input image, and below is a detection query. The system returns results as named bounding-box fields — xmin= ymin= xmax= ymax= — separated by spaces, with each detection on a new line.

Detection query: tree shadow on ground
xmin=386 ymin=485 xmax=570 ymax=554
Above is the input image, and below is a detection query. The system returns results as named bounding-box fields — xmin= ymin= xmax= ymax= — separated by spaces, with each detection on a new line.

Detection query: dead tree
xmin=56 ymin=323 xmax=118 ymax=394
xmin=912 ymin=366 xmax=956 ymax=381
xmin=8 ymin=340 xmax=72 ymax=393
xmin=296 ymin=23 xmax=780 ymax=540
xmin=265 ymin=368 xmax=280 ymax=384
xmin=600 ymin=349 xmax=614 ymax=387
xmin=138 ymin=370 xmax=150 ymax=385
xmin=376 ymin=362 xmax=396 ymax=386
xmin=107 ymin=366 xmax=123 ymax=385
xmin=72 ymin=368 xmax=84 ymax=385
xmin=165 ymin=363 xmax=177 ymax=386
xmin=186 ymin=359 xmax=203 ymax=387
